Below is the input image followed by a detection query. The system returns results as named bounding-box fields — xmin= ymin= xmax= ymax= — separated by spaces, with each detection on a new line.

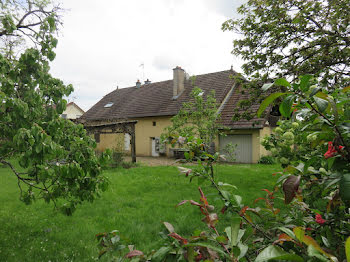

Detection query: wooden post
xmin=131 ymin=127 xmax=136 ymax=163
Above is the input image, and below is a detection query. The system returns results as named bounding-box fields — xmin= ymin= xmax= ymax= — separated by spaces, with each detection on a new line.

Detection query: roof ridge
xmin=109 ymin=69 xmax=235 ymax=93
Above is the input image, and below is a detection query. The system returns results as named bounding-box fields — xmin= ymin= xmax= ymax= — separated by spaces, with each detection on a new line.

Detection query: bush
xmin=258 ymin=155 xmax=275 ymax=164
xmin=98 ymin=75 xmax=350 ymax=261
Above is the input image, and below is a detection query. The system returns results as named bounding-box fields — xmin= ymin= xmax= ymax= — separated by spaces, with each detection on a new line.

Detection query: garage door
xmin=219 ymin=134 xmax=252 ymax=163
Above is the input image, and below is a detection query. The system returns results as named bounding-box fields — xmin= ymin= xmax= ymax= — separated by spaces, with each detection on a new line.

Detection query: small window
xmin=104 ymin=102 xmax=114 ymax=108
xmin=61 ymin=114 xmax=67 ymax=119
xmin=153 ymin=121 xmax=156 ymax=126
xmin=94 ymin=133 xmax=100 ymax=143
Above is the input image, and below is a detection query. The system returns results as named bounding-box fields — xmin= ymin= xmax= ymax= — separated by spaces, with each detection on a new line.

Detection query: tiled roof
xmin=81 ymin=69 xmax=269 ymax=129
xmin=218 ymin=84 xmax=268 ymax=129
xmin=82 ymin=70 xmax=236 ymax=120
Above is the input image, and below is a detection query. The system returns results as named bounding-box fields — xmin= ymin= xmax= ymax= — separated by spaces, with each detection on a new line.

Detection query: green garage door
xmin=219 ymin=134 xmax=252 ymax=163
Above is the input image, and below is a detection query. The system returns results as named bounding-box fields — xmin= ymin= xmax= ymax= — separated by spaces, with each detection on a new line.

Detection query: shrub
xmin=258 ymin=155 xmax=275 ymax=164
xmin=98 ymin=76 xmax=350 ymax=261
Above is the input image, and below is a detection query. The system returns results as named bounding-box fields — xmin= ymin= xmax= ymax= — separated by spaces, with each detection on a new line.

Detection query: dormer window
xmin=104 ymin=102 xmax=114 ymax=108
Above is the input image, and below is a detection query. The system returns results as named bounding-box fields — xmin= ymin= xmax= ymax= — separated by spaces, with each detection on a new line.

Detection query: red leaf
xmin=283 ymin=175 xmax=301 ymax=204
xmin=221 ymin=206 xmax=227 ymax=214
xmin=125 ymin=250 xmax=144 ymax=258
xmin=239 ymin=206 xmax=249 ymax=216
xmin=176 ymin=200 xmax=189 ymax=207
xmin=169 ymin=232 xmax=188 ymax=244
xmin=198 ymin=187 xmax=209 ymax=206
xmin=190 ymin=200 xmax=201 ymax=206
xmin=254 ymin=197 xmax=266 ymax=203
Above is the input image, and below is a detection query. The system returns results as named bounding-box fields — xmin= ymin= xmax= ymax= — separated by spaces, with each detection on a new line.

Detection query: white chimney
xmin=173 ymin=66 xmax=185 ymax=98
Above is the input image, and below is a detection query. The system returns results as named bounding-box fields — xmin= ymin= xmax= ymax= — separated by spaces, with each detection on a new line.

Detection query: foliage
xmin=0 ymin=0 xmax=109 ymax=215
xmin=162 ymin=79 xmax=224 ymax=147
xmin=221 ymin=142 xmax=237 ymax=162
xmin=98 ymin=76 xmax=349 ymax=261
xmin=222 ymin=0 xmax=350 ymax=121
xmin=110 ymin=135 xmax=125 ymax=167
xmin=258 ymin=156 xmax=275 ymax=165
xmin=223 ymin=0 xmax=350 ymax=89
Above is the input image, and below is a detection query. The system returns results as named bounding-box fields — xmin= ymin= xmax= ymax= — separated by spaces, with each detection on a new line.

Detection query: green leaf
xmin=309 ymin=87 xmax=322 ymax=98
xmin=218 ymin=182 xmax=237 ymax=189
xmin=262 ymin=83 xmax=273 ymax=91
xmin=346 ymin=236 xmax=350 ymax=261
xmin=255 ymin=245 xmax=303 ymax=262
xmin=257 ymin=92 xmax=288 ymax=117
xmin=216 ymin=235 xmax=227 ymax=243
xmin=278 ymin=227 xmax=296 ymax=240
xmin=226 ymin=217 xmax=241 ymax=247
xmin=233 ymin=195 xmax=242 ymax=206
xmin=274 ymin=78 xmax=291 ymax=87
xmin=307 ymin=245 xmax=329 ymax=262
xmin=152 ymin=246 xmax=172 ymax=262
xmin=314 ymin=96 xmax=328 ymax=113
xmin=299 ymin=75 xmax=313 ymax=92
xmin=279 ymin=94 xmax=296 ymax=117
xmin=220 ymin=190 xmax=231 ymax=200
xmin=238 ymin=242 xmax=248 ymax=260
xmin=339 ymin=174 xmax=350 ymax=201
xmin=321 ymin=236 xmax=330 ymax=248
xmin=184 ymin=242 xmax=229 ymax=258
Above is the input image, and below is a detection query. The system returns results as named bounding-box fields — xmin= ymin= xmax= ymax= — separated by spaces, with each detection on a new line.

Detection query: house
xmin=80 ymin=67 xmax=274 ymax=163
xmin=61 ymin=102 xmax=85 ymax=119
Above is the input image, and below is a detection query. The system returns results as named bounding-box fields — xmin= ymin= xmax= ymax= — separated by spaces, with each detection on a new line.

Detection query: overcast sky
xmin=50 ymin=0 xmax=246 ymax=111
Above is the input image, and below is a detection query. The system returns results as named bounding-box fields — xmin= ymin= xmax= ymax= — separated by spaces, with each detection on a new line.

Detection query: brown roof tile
xmin=82 ymin=69 xmax=270 ymax=129
xmin=82 ymin=70 xmax=236 ymax=120
xmin=219 ymin=85 xmax=269 ymax=129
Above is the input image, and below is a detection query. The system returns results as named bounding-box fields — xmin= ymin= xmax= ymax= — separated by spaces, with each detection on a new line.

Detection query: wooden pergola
xmin=81 ymin=120 xmax=138 ymax=162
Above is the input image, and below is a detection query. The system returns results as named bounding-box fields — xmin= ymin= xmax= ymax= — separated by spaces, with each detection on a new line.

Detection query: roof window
xmin=104 ymin=102 xmax=114 ymax=108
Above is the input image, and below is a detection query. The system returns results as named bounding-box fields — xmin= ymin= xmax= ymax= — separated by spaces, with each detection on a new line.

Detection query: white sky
xmin=50 ymin=0 xmax=246 ymax=111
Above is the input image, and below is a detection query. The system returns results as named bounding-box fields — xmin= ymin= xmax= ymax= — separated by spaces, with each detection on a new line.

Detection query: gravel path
xmin=124 ymin=156 xmax=185 ymax=166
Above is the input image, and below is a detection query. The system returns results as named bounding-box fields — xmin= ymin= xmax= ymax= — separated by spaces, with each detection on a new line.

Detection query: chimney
xmin=136 ymin=79 xmax=141 ymax=88
xmin=173 ymin=66 xmax=185 ymax=98
xmin=144 ymin=79 xmax=151 ymax=85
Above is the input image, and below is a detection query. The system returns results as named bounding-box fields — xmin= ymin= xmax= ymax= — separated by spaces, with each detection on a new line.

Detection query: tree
xmin=162 ymin=80 xmax=223 ymax=150
xmin=0 ymin=0 xmax=109 ymax=215
xmin=223 ymin=0 xmax=350 ymax=89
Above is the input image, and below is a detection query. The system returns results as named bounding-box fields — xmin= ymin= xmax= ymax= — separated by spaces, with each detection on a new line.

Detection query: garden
xmin=1 ymin=0 xmax=350 ymax=261
xmin=0 ymin=163 xmax=280 ymax=261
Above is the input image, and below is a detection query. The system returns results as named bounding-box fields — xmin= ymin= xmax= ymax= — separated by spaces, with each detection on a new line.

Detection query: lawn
xmin=0 ymin=163 xmax=281 ymax=261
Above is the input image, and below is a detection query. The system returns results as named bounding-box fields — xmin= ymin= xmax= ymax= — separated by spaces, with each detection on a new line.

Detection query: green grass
xmin=0 ymin=163 xmax=281 ymax=261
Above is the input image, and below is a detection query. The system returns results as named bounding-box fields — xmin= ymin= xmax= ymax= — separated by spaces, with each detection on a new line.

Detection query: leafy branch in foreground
xmin=0 ymin=0 xmax=110 ymax=215
xmin=99 ymin=76 xmax=349 ymax=261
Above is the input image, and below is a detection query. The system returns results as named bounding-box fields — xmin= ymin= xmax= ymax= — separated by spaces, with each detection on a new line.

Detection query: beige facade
xmin=62 ymin=103 xmax=84 ymax=119
xmin=216 ymin=127 xmax=273 ymax=163
xmin=95 ymin=116 xmax=172 ymax=156
xmin=94 ymin=115 xmax=273 ymax=163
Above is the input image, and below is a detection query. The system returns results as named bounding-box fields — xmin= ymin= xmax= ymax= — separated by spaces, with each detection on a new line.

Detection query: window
xmin=61 ymin=114 xmax=67 ymax=119
xmin=104 ymin=102 xmax=114 ymax=108
xmin=153 ymin=121 xmax=156 ymax=126
xmin=94 ymin=133 xmax=100 ymax=143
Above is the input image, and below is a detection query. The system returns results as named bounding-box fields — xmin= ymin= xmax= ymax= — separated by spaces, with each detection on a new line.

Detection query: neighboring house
xmin=81 ymin=67 xmax=275 ymax=163
xmin=61 ymin=102 xmax=85 ymax=120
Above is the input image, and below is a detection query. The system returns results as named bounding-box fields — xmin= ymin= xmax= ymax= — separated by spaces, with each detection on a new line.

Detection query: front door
xmin=151 ymin=137 xmax=160 ymax=157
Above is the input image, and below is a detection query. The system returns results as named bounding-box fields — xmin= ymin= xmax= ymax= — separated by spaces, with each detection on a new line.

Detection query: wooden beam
xmin=131 ymin=126 xmax=136 ymax=163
